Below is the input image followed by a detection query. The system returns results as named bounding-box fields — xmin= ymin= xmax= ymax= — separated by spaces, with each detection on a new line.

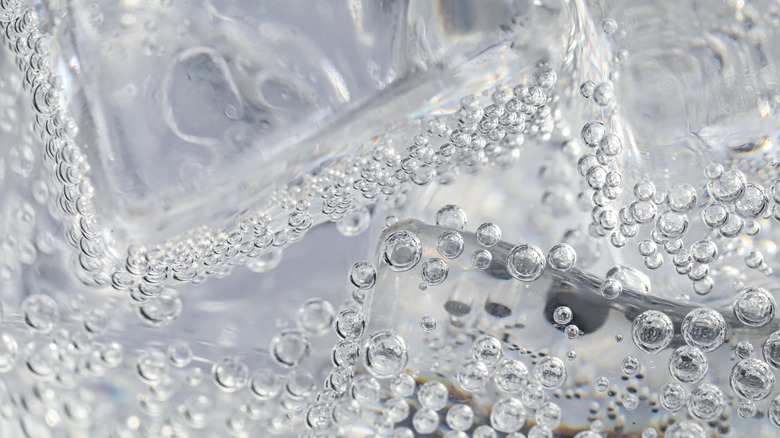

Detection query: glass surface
xmin=0 ymin=0 xmax=779 ymax=437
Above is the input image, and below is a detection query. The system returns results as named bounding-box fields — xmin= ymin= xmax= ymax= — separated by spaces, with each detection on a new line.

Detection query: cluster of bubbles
xmin=310 ymin=192 xmax=780 ymax=437
xmin=104 ymin=65 xmax=557 ymax=309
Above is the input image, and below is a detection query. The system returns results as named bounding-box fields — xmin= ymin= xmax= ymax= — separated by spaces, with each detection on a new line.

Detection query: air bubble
xmin=600 ymin=279 xmax=622 ymax=299
xmin=381 ymin=230 xmax=422 ymax=272
xmin=593 ymin=83 xmax=614 ymax=106
xmin=412 ymin=408 xmax=439 ymax=434
xmin=738 ymin=400 xmax=756 ymax=419
xmin=495 ymin=359 xmax=529 ymax=393
xmin=421 ymin=258 xmax=448 ymax=286
xmin=437 ymin=230 xmax=465 ymax=259
xmin=632 ymin=310 xmax=674 ymax=354
xmin=595 ymin=377 xmax=609 ymax=392
xmin=335 ymin=308 xmax=365 ymax=339
xmin=734 ymin=183 xmax=768 ymax=219
xmin=383 ymin=397 xmax=410 ymax=423
xmin=770 ymin=394 xmax=780 ymax=428
xmin=471 ymin=249 xmax=492 ymax=269
xmin=669 ymin=346 xmax=708 ymax=383
xmin=476 ymin=223 xmax=502 ymax=247
xmin=580 ymin=81 xmax=596 ymax=98
xmin=564 ymin=325 xmax=580 ymax=340
xmin=547 ymin=243 xmax=576 ymax=271
xmin=270 ymin=329 xmax=310 ymax=367
xmin=212 ymin=356 xmax=249 ymax=392
xmin=521 ymin=383 xmax=547 ymax=409
xmin=581 ymin=122 xmax=606 ymax=147
xmin=656 ymin=211 xmax=688 ymax=239
xmin=737 ymin=341 xmax=754 ymax=359
xmin=553 ymin=306 xmax=573 ymax=325
xmin=390 ymin=373 xmax=416 ymax=397
xmin=708 ymin=170 xmax=746 ymax=202
xmin=136 ymin=350 xmax=169 ymax=382
xmin=349 ymin=261 xmax=376 ymax=290
xmin=507 ymin=244 xmax=546 ymax=282
xmin=688 ymin=384 xmax=725 ymax=421
xmin=436 ymin=204 xmax=467 ymax=230
xmin=602 ymin=18 xmax=618 ymax=34
xmin=364 ymin=330 xmax=408 ymax=379
xmin=490 ymin=398 xmax=526 ymax=433
xmin=599 ymin=133 xmax=622 ymax=156
xmin=681 ymin=308 xmax=726 ymax=352
xmin=337 ymin=206 xmax=371 ymax=236
xmin=472 ymin=335 xmax=503 ymax=366
xmin=621 ymin=356 xmax=640 ymax=376
xmin=535 ymin=67 xmax=557 ymax=88
xmin=667 ymin=184 xmax=697 ymax=212
xmin=534 ymin=356 xmax=566 ymax=389
xmin=666 ymin=421 xmax=705 ymax=438
xmin=0 ymin=333 xmax=18 ymax=373
xmin=351 ymin=374 xmax=381 ymax=405
xmin=297 ymin=298 xmax=335 ymax=336
xmin=730 ymin=357 xmax=774 ymax=400
xmin=447 ymin=404 xmax=474 ymax=431
xmin=22 ymin=294 xmax=59 ymax=334
xmin=734 ymin=286 xmax=775 ymax=327
xmin=167 ymin=341 xmax=193 ymax=367
xmin=250 ymin=369 xmax=281 ymax=400
xmin=457 ymin=359 xmax=489 ymax=392
xmin=420 ymin=316 xmax=436 ymax=332
xmin=629 ymin=201 xmax=657 ymax=223
xmin=660 ymin=382 xmax=686 ymax=411
xmin=622 ymin=393 xmax=639 ymax=410
xmin=333 ymin=339 xmax=359 ymax=366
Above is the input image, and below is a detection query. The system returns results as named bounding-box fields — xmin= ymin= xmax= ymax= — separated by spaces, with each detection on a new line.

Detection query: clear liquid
xmin=0 ymin=0 xmax=779 ymax=436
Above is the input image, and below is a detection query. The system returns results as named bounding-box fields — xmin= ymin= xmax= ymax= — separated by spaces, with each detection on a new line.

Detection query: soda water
xmin=0 ymin=0 xmax=779 ymax=436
